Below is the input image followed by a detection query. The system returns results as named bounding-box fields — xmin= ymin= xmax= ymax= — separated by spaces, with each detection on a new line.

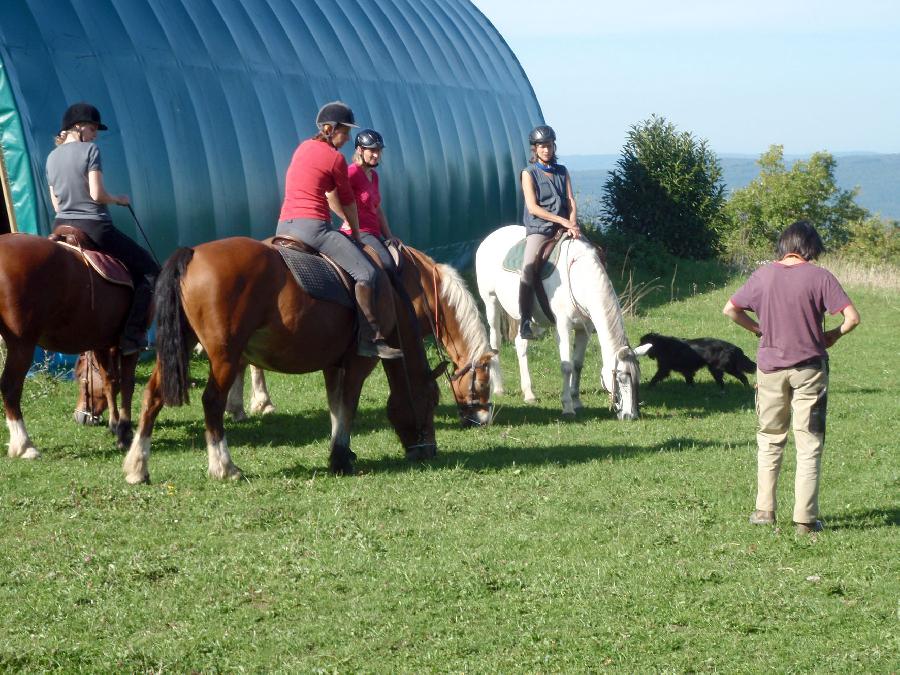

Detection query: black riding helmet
xmin=60 ymin=102 xmax=108 ymax=134
xmin=529 ymin=124 xmax=556 ymax=145
xmin=316 ymin=101 xmax=358 ymax=129
xmin=355 ymin=129 xmax=384 ymax=149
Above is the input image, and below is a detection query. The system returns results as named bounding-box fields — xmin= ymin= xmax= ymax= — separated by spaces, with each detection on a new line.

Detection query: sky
xmin=470 ymin=0 xmax=900 ymax=157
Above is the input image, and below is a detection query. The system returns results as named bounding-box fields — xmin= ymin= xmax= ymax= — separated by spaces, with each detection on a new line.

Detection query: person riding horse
xmin=331 ymin=128 xmax=401 ymax=273
xmin=276 ymin=101 xmax=402 ymax=360
xmin=46 ymin=102 xmax=159 ymax=354
xmin=518 ymin=124 xmax=580 ymax=340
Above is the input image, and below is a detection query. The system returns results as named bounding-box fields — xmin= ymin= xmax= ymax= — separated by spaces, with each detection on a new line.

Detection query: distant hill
xmin=564 ymin=153 xmax=900 ymax=222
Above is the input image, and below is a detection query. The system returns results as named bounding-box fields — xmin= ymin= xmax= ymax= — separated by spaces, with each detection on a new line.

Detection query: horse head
xmin=448 ymin=352 xmax=494 ymax=427
xmin=383 ymin=347 xmax=442 ymax=461
xmin=610 ymin=346 xmax=642 ymax=420
xmin=73 ymin=352 xmax=108 ymax=425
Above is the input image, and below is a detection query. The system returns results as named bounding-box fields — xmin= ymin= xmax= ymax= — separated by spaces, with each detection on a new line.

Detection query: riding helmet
xmin=315 ymin=101 xmax=358 ymax=129
xmin=528 ymin=124 xmax=556 ymax=145
xmin=355 ymin=129 xmax=384 ymax=149
xmin=60 ymin=102 xmax=108 ymax=134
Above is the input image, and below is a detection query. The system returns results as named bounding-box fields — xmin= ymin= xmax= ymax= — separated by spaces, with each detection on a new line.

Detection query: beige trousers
xmin=755 ymin=362 xmax=829 ymax=523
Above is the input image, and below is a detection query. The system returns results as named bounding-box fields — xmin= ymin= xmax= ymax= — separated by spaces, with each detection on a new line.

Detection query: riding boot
xmin=119 ymin=273 xmax=156 ymax=355
xmin=518 ymin=281 xmax=536 ymax=340
xmin=354 ymin=284 xmax=403 ymax=360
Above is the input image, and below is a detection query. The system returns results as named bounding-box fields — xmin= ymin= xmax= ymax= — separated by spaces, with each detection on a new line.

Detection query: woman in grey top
xmin=518 ymin=125 xmax=580 ymax=339
xmin=46 ymin=103 xmax=159 ymax=355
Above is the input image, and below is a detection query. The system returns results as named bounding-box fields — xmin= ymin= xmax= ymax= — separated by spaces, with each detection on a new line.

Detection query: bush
xmin=838 ymin=217 xmax=900 ymax=266
xmin=602 ymin=115 xmax=726 ymax=260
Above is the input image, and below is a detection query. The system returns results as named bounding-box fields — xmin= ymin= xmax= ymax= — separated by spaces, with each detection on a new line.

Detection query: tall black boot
xmin=518 ymin=281 xmax=536 ymax=340
xmin=119 ymin=274 xmax=155 ymax=355
xmin=354 ymin=284 xmax=403 ymax=360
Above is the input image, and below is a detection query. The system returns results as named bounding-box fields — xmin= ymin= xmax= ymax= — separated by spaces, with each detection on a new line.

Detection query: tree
xmin=602 ymin=115 xmax=726 ymax=259
xmin=721 ymin=145 xmax=868 ymax=262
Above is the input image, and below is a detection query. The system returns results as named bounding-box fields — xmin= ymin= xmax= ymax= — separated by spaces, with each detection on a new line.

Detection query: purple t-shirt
xmin=730 ymin=261 xmax=851 ymax=373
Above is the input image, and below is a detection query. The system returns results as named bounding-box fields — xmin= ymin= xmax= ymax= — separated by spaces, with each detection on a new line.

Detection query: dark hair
xmin=776 ymin=220 xmax=824 ymax=261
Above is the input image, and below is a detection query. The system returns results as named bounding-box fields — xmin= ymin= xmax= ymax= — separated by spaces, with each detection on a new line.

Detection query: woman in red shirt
xmin=277 ymin=102 xmax=401 ymax=359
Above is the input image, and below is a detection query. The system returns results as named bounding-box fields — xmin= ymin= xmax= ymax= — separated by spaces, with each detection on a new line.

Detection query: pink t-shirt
xmin=340 ymin=163 xmax=382 ymax=236
xmin=730 ymin=261 xmax=851 ymax=372
xmin=279 ymin=139 xmax=354 ymax=222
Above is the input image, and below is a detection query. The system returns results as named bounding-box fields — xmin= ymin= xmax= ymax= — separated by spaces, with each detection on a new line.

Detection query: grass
xmin=0 ymin=272 xmax=897 ymax=672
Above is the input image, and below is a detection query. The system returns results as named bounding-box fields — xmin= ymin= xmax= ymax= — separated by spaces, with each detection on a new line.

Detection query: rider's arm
xmin=326 ymin=190 xmax=348 ymax=222
xmin=88 ymin=169 xmax=129 ymax=206
xmin=564 ymin=170 xmax=580 ymax=238
xmin=522 ymin=170 xmax=569 ymax=228
xmin=377 ymin=205 xmax=396 ymax=241
xmin=49 ymin=186 xmax=60 ymax=213
xmin=343 ymin=201 xmax=361 ymax=240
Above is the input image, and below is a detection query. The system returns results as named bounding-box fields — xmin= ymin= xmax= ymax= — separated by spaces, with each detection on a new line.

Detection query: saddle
xmin=501 ymin=228 xmax=567 ymax=279
xmin=49 ymin=225 xmax=133 ymax=288
xmin=266 ymin=235 xmax=355 ymax=309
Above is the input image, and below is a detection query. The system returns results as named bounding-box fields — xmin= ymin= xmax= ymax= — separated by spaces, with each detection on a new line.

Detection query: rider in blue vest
xmin=519 ymin=125 xmax=580 ymax=339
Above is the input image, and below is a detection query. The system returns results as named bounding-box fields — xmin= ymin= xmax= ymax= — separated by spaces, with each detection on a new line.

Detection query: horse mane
xmin=569 ymin=238 xmax=628 ymax=349
xmin=434 ymin=263 xmax=490 ymax=360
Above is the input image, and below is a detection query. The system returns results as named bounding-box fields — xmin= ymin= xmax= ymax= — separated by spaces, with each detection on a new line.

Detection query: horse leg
xmin=483 ymin=292 xmax=506 ymax=396
xmin=571 ymin=327 xmax=589 ymax=411
xmin=555 ymin=322 xmax=576 ymax=418
xmin=123 ymin=363 xmax=165 ymax=484
xmin=114 ymin=352 xmax=139 ymax=449
xmin=249 ymin=365 xmax=276 ymax=415
xmin=93 ymin=352 xmax=121 ymax=438
xmin=323 ymin=366 xmax=357 ymax=475
xmin=514 ymin=333 xmax=537 ymax=403
xmin=225 ymin=363 xmax=248 ymax=422
xmin=202 ymin=354 xmax=243 ymax=480
xmin=1 ymin=342 xmax=40 ymax=459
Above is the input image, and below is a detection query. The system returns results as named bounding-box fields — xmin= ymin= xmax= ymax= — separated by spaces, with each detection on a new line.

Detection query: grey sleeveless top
xmin=522 ymin=163 xmax=569 ymax=236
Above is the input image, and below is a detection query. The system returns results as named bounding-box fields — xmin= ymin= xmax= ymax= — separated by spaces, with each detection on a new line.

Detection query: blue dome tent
xmin=0 ymin=0 xmax=542 ymax=268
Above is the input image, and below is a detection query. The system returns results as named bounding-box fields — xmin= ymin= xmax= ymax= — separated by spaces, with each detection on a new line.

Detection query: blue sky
xmin=471 ymin=1 xmax=900 ymax=156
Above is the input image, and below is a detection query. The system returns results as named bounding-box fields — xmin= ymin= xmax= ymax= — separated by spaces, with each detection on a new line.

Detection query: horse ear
xmin=633 ymin=343 xmax=652 ymax=357
xmin=430 ymin=360 xmax=451 ymax=380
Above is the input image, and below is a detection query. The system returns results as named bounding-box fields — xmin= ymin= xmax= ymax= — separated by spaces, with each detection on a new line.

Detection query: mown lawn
xmin=0 ymin=278 xmax=896 ymax=672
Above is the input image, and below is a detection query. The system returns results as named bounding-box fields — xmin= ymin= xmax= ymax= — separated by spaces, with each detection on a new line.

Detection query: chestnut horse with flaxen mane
xmin=122 ymin=236 xmax=441 ymax=484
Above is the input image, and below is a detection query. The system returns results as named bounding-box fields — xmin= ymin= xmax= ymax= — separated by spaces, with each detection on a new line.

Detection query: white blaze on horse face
xmin=6 ymin=418 xmax=40 ymax=459
xmin=633 ymin=343 xmax=653 ymax=357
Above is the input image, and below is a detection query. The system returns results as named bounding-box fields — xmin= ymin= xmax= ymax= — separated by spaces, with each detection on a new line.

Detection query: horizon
xmin=471 ymin=1 xmax=900 ymax=157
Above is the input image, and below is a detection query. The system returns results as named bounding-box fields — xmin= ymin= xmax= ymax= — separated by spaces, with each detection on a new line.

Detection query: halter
xmin=399 ymin=244 xmax=493 ymax=426
xmin=75 ymin=351 xmax=103 ymax=425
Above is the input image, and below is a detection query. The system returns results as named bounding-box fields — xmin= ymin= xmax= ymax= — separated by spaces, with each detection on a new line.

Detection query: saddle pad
xmin=56 ymin=241 xmax=133 ymax=287
xmin=501 ymin=236 xmax=564 ymax=279
xmin=276 ymin=246 xmax=354 ymax=309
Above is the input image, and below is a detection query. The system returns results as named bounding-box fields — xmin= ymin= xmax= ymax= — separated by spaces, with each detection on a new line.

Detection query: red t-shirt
xmin=340 ymin=163 xmax=382 ymax=236
xmin=730 ymin=261 xmax=851 ymax=372
xmin=279 ymin=139 xmax=354 ymax=222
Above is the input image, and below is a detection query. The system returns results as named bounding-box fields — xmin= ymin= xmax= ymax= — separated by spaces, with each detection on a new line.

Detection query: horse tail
xmin=155 ymin=247 xmax=195 ymax=406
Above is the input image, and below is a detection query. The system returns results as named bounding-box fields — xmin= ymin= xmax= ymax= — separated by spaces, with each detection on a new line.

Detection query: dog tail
xmin=737 ymin=349 xmax=756 ymax=373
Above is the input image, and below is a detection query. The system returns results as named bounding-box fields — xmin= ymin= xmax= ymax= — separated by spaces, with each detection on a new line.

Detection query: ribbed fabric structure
xmin=0 ymin=0 xmax=542 ymax=263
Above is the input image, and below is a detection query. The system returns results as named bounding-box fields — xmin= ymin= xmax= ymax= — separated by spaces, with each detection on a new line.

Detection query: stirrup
xmin=358 ymin=339 xmax=403 ymax=360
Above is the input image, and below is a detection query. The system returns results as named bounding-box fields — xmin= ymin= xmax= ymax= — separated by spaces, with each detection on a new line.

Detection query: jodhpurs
xmin=277 ymin=218 xmax=377 ymax=287
xmin=755 ymin=360 xmax=829 ymax=523
xmin=522 ymin=231 xmax=554 ymax=287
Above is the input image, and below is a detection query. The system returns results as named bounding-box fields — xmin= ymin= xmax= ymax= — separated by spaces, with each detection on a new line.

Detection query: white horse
xmin=475 ymin=225 xmax=647 ymax=420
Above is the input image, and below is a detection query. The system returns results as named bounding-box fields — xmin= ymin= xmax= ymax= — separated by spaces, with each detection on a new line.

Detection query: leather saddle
xmin=49 ymin=225 xmax=133 ymax=287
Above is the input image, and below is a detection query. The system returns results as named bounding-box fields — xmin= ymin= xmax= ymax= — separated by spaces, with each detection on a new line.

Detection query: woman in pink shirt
xmin=331 ymin=129 xmax=400 ymax=273
xmin=277 ymin=102 xmax=401 ymax=359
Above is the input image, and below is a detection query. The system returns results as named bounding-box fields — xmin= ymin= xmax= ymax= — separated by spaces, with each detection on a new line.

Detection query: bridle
xmin=606 ymin=352 xmax=639 ymax=418
xmin=398 ymin=243 xmax=493 ymax=426
xmin=75 ymin=351 xmax=103 ymax=425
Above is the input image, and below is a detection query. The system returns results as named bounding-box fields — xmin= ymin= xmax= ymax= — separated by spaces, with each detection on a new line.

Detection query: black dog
xmin=638 ymin=333 xmax=756 ymax=390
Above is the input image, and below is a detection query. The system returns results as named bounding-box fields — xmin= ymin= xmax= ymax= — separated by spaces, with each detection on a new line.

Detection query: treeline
xmin=591 ymin=115 xmax=899 ymax=271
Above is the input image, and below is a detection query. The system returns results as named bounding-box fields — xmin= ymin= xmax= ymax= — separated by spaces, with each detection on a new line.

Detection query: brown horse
xmin=227 ymin=244 xmax=495 ymax=426
xmin=122 ymin=237 xmax=442 ymax=484
xmin=0 ymin=233 xmax=141 ymax=458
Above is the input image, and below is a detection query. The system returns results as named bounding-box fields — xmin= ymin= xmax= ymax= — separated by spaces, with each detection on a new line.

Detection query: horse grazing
xmin=475 ymin=225 xmax=646 ymax=420
xmin=122 ymin=237 xmax=441 ymax=484
xmin=0 ymin=233 xmax=141 ymax=457
xmin=225 ymin=244 xmax=495 ymax=427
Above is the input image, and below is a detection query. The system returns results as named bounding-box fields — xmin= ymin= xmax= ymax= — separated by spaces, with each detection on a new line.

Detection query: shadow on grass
xmin=639 ymin=380 xmax=755 ymax=415
xmin=825 ymin=507 xmax=899 ymax=531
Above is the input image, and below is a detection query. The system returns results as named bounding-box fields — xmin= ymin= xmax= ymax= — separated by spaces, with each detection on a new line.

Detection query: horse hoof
xmin=228 ymin=409 xmax=248 ymax=422
xmin=562 ymin=411 xmax=576 ymax=420
xmin=227 ymin=466 xmax=243 ymax=481
xmin=21 ymin=447 xmax=41 ymax=460
xmin=406 ymin=444 xmax=437 ymax=461
xmin=524 ymin=396 xmax=539 ymax=404
xmin=251 ymin=402 xmax=276 ymax=415
xmin=125 ymin=472 xmax=150 ymax=485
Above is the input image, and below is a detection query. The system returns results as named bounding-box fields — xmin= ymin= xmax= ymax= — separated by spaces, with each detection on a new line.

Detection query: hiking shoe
xmin=795 ymin=520 xmax=824 ymax=534
xmin=519 ymin=320 xmax=536 ymax=340
xmin=749 ymin=510 xmax=776 ymax=525
xmin=358 ymin=339 xmax=403 ymax=360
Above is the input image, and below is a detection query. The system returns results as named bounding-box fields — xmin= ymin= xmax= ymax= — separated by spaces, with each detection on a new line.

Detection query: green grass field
xmin=1 ymin=275 xmax=897 ymax=672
